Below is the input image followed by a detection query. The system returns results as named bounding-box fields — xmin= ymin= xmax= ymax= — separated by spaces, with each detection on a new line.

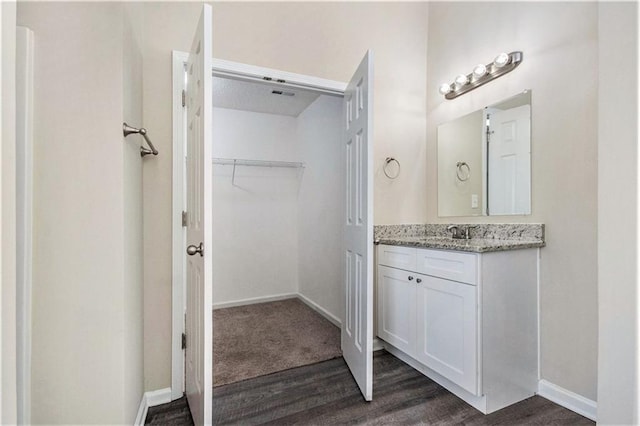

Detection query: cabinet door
xmin=416 ymin=274 xmax=478 ymax=395
xmin=377 ymin=265 xmax=416 ymax=356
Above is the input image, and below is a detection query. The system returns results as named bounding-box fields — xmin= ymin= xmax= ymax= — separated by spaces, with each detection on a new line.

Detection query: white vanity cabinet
xmin=377 ymin=265 xmax=417 ymax=356
xmin=376 ymin=243 xmax=539 ymax=414
xmin=416 ymin=273 xmax=478 ymax=395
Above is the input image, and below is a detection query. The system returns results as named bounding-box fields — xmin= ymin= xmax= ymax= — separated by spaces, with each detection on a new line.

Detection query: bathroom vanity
xmin=375 ymin=224 xmax=544 ymax=414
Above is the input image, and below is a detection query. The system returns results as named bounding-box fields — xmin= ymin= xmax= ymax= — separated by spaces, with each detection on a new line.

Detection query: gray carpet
xmin=213 ymin=298 xmax=342 ymax=387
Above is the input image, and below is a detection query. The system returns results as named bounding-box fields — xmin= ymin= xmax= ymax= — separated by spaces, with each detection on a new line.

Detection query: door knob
xmin=186 ymin=242 xmax=204 ymax=257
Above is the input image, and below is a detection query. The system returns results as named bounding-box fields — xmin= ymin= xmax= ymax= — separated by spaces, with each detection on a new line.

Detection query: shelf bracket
xmin=232 ymin=159 xmax=237 ymax=186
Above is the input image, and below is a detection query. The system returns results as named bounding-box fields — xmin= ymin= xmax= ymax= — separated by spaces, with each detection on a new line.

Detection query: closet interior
xmin=210 ymin=75 xmax=346 ymax=384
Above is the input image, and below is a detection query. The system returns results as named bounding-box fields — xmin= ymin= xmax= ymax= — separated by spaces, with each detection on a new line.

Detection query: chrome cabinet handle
xmin=408 ymin=276 xmax=414 ymax=281
xmin=186 ymin=242 xmax=204 ymax=257
xmin=416 ymin=278 xmax=422 ymax=283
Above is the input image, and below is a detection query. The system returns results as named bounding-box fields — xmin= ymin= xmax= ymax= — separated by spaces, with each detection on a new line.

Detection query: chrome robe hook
xmin=123 ymin=122 xmax=158 ymax=157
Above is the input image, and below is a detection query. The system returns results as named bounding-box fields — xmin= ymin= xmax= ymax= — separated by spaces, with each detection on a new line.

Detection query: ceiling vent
xmin=271 ymin=90 xmax=295 ymax=97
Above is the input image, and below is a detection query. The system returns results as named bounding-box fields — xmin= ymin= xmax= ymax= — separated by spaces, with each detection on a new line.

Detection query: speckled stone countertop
xmin=374 ymin=224 xmax=545 ymax=253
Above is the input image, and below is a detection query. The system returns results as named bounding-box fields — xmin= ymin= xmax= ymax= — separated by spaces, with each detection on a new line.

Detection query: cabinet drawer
xmin=378 ymin=244 xmax=417 ymax=271
xmin=416 ymin=248 xmax=477 ymax=285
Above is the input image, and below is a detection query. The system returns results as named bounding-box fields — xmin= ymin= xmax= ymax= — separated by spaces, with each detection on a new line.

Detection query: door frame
xmin=170 ymin=53 xmax=347 ymax=398
xmin=16 ymin=25 xmax=34 ymax=424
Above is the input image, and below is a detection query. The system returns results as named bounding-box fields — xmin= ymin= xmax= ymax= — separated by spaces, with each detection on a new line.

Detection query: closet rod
xmin=212 ymin=158 xmax=305 ymax=186
xmin=212 ymin=158 xmax=305 ymax=169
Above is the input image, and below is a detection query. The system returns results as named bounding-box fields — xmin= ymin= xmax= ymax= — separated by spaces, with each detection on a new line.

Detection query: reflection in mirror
xmin=437 ymin=90 xmax=531 ymax=217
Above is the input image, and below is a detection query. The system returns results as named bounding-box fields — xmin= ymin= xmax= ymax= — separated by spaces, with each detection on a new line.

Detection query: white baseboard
xmin=296 ymin=293 xmax=341 ymax=328
xmin=373 ymin=337 xmax=385 ymax=352
xmin=212 ymin=293 xmax=297 ymax=310
xmin=134 ymin=387 xmax=172 ymax=426
xmin=537 ymin=380 xmax=597 ymax=421
xmin=134 ymin=397 xmax=147 ymax=426
xmin=212 ymin=292 xmax=343 ymax=329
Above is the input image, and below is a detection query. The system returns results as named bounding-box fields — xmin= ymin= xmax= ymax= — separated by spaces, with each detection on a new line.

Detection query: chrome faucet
xmin=447 ymin=225 xmax=477 ymax=240
xmin=446 ymin=225 xmax=462 ymax=239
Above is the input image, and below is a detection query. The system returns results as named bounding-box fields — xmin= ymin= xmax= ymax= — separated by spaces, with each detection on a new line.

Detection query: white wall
xmin=426 ymin=2 xmax=598 ymax=401
xmin=1 ymin=1 xmax=17 ymax=423
xmin=139 ymin=1 xmax=428 ymax=390
xmin=597 ymin=2 xmax=639 ymax=424
xmin=212 ymin=108 xmax=300 ymax=304
xmin=297 ymin=96 xmax=344 ymax=321
xmin=140 ymin=3 xmax=201 ymax=391
xmin=122 ymin=3 xmax=145 ymax=422
xmin=15 ymin=24 xmax=34 ymax=426
xmin=211 ymin=2 xmax=429 ymax=226
xmin=212 ymin=95 xmax=343 ymax=323
xmin=436 ymin=110 xmax=483 ymax=217
xmin=16 ymin=3 xmax=145 ymax=423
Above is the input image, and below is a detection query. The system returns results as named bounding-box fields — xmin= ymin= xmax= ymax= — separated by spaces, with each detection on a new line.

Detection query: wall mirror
xmin=437 ymin=90 xmax=531 ymax=217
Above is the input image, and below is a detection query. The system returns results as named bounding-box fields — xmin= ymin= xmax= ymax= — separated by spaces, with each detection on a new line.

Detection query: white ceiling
xmin=212 ymin=77 xmax=321 ymax=117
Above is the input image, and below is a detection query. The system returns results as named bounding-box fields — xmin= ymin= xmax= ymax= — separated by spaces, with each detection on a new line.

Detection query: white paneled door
xmin=488 ymin=104 xmax=531 ymax=215
xmin=342 ymin=51 xmax=374 ymax=401
xmin=185 ymin=5 xmax=213 ymax=425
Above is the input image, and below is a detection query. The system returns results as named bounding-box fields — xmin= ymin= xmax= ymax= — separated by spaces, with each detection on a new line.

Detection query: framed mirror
xmin=437 ymin=90 xmax=531 ymax=217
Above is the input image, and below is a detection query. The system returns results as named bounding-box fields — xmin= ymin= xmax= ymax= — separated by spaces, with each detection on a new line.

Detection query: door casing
xmin=170 ymin=54 xmax=352 ymax=398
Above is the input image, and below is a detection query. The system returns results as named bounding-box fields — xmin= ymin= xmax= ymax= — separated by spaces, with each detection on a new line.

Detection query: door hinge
xmin=182 ymin=90 xmax=186 ymax=107
xmin=182 ymin=210 xmax=188 ymax=227
xmin=182 ymin=333 xmax=187 ymax=350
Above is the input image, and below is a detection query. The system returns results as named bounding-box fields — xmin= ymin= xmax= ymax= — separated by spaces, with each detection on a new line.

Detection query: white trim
xmin=537 ymin=380 xmax=597 ymax=421
xmin=134 ymin=387 xmax=173 ymax=426
xmin=146 ymin=387 xmax=173 ymax=407
xmin=16 ymin=25 xmax=34 ymax=426
xmin=296 ymin=293 xmax=341 ymax=328
xmin=536 ymin=248 xmax=541 ymax=382
xmin=171 ymin=52 xmax=348 ymax=403
xmin=211 ymin=58 xmax=347 ymax=96
xmin=212 ymin=293 xmax=344 ymax=331
xmin=134 ymin=399 xmax=146 ymax=426
xmin=372 ymin=338 xmax=385 ymax=352
xmin=213 ymin=293 xmax=298 ymax=310
xmin=481 ymin=108 xmax=489 ymax=215
xmin=171 ymin=50 xmax=189 ymax=401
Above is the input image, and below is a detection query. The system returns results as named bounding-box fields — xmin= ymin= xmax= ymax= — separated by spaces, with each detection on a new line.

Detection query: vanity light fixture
xmin=472 ymin=63 xmax=487 ymax=79
xmin=438 ymin=83 xmax=453 ymax=95
xmin=439 ymin=51 xmax=523 ymax=100
xmin=493 ymin=52 xmax=511 ymax=68
xmin=454 ymin=74 xmax=469 ymax=87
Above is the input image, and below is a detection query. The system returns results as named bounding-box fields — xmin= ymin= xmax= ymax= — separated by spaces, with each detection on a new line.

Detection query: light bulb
xmin=493 ymin=52 xmax=510 ymax=68
xmin=454 ymin=74 xmax=469 ymax=87
xmin=472 ymin=64 xmax=487 ymax=79
xmin=439 ymin=83 xmax=452 ymax=95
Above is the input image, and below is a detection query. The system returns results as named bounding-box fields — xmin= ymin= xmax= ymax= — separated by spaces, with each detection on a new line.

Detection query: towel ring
xmin=383 ymin=157 xmax=400 ymax=179
xmin=456 ymin=161 xmax=471 ymax=181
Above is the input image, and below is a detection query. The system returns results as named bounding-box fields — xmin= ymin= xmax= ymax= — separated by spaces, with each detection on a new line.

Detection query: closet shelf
xmin=212 ymin=158 xmax=305 ymax=169
xmin=212 ymin=157 xmax=305 ymax=186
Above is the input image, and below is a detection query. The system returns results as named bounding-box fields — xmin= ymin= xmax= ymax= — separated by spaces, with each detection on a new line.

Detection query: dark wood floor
xmin=146 ymin=397 xmax=194 ymax=425
xmin=147 ymin=351 xmax=594 ymax=425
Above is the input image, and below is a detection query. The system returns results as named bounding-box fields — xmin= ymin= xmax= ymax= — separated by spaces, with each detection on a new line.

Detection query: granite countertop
xmin=375 ymin=235 xmax=545 ymax=253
